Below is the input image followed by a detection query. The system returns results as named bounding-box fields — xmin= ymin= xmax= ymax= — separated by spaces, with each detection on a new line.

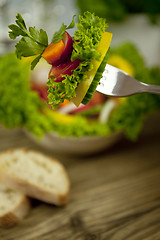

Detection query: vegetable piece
xmin=47 ymin=12 xmax=108 ymax=108
xmin=0 ymin=53 xmax=57 ymax=138
xmin=8 ymin=14 xmax=75 ymax=70
xmin=82 ymin=50 xmax=109 ymax=105
xmin=51 ymin=15 xmax=76 ymax=43
xmin=41 ymin=40 xmax=65 ymax=65
xmin=72 ymin=31 xmax=112 ymax=106
xmin=31 ymin=82 xmax=49 ymax=101
xmin=0 ymin=53 xmax=111 ymax=138
xmin=42 ymin=31 xmax=74 ymax=66
xmin=108 ymin=43 xmax=160 ymax=140
xmin=70 ymin=92 xmax=106 ymax=114
xmin=58 ymin=31 xmax=74 ymax=64
xmin=9 ymin=12 xmax=110 ymax=108
xmin=49 ymin=59 xmax=81 ymax=82
xmin=8 ymin=13 xmax=48 ymax=70
xmin=99 ymin=99 xmax=117 ymax=124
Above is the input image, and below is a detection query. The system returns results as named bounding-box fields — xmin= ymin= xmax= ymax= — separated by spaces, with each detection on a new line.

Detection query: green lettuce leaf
xmin=8 ymin=13 xmax=48 ymax=69
xmin=0 ymin=53 xmax=111 ymax=138
xmin=47 ymin=61 xmax=93 ymax=108
xmin=0 ymin=53 xmax=53 ymax=138
xmin=71 ymin=11 xmax=107 ymax=62
xmin=48 ymin=11 xmax=108 ymax=108
xmin=1 ymin=48 xmax=160 ymax=140
xmin=108 ymin=43 xmax=160 ymax=140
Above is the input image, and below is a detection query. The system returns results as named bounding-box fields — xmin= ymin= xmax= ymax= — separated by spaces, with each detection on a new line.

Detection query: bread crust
xmin=0 ymin=149 xmax=70 ymax=206
xmin=0 ymin=195 xmax=30 ymax=227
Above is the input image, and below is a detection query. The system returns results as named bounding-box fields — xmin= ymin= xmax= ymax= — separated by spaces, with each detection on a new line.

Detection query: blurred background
xmin=0 ymin=0 xmax=160 ymax=154
xmin=0 ymin=0 xmax=160 ymax=65
xmin=0 ymin=2 xmax=160 ymax=237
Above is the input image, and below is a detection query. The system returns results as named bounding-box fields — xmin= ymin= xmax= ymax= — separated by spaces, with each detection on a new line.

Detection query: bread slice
xmin=0 ymin=183 xmax=30 ymax=227
xmin=0 ymin=149 xmax=70 ymax=206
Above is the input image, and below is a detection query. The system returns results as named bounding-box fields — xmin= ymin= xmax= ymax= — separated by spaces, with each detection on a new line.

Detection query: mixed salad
xmin=0 ymin=43 xmax=160 ymax=141
xmin=0 ymin=11 xmax=159 ymax=141
xmin=8 ymin=12 xmax=112 ymax=108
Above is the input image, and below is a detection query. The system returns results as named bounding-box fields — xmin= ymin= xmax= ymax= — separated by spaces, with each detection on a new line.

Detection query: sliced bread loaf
xmin=0 ymin=149 xmax=70 ymax=206
xmin=0 ymin=183 xmax=30 ymax=227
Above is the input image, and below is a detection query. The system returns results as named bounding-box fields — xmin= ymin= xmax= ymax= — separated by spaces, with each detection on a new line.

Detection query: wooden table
xmin=0 ymin=113 xmax=160 ymax=240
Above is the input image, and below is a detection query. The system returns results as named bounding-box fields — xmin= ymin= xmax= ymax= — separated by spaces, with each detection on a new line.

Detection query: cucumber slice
xmin=82 ymin=50 xmax=109 ymax=105
xmin=72 ymin=32 xmax=112 ymax=107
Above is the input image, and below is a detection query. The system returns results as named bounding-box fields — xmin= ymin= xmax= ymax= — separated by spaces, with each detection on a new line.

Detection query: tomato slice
xmin=31 ymin=82 xmax=49 ymax=101
xmin=49 ymin=59 xmax=81 ymax=82
xmin=42 ymin=31 xmax=73 ymax=66
xmin=70 ymin=92 xmax=106 ymax=114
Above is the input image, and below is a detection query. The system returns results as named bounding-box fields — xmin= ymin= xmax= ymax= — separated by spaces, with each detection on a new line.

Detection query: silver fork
xmin=96 ymin=64 xmax=160 ymax=97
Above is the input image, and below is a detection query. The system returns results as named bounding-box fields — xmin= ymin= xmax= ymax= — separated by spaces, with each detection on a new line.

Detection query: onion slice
xmin=99 ymin=99 xmax=116 ymax=124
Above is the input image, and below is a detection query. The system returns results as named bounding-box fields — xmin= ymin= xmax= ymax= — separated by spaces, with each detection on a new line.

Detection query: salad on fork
xmin=8 ymin=11 xmax=112 ymax=108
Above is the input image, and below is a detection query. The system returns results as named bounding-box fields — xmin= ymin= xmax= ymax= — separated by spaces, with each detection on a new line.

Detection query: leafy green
xmin=107 ymin=43 xmax=160 ymax=140
xmin=0 ymin=53 xmax=54 ymax=137
xmin=77 ymin=0 xmax=126 ymax=22
xmin=71 ymin=12 xmax=107 ymax=62
xmin=9 ymin=12 xmax=108 ymax=108
xmin=7 ymin=11 xmax=160 ymax=140
xmin=0 ymin=53 xmax=111 ymax=138
xmin=47 ymin=61 xmax=93 ymax=108
xmin=51 ymin=15 xmax=76 ymax=43
xmin=31 ymin=55 xmax=42 ymax=70
xmin=8 ymin=13 xmax=48 ymax=69
xmin=48 ymin=11 xmax=108 ymax=108
xmin=15 ymin=37 xmax=44 ymax=58
xmin=82 ymin=50 xmax=110 ymax=104
xmin=77 ymin=0 xmax=160 ymax=24
xmin=76 ymin=104 xmax=104 ymax=117
xmin=1 ymin=49 xmax=160 ymax=140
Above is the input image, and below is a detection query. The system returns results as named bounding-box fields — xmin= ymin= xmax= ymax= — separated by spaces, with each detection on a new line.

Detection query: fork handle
xmin=140 ymin=82 xmax=160 ymax=95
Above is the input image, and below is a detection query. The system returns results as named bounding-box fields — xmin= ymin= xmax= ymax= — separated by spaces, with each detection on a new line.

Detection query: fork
xmin=96 ymin=64 xmax=160 ymax=97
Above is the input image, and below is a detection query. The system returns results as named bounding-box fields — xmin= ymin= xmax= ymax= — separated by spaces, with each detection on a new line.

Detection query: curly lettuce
xmin=1 ymin=44 xmax=160 ymax=140
xmin=0 ymin=53 xmax=111 ymax=138
xmin=108 ymin=43 xmax=160 ymax=140
xmin=0 ymin=54 xmax=54 ymax=137
xmin=47 ymin=11 xmax=108 ymax=108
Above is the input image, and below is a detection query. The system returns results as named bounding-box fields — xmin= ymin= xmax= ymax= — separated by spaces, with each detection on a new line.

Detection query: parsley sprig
xmin=8 ymin=13 xmax=76 ymax=70
xmin=52 ymin=15 xmax=76 ymax=43
xmin=8 ymin=13 xmax=48 ymax=70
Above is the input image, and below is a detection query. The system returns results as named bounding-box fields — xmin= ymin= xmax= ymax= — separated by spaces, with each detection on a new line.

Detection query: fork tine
xmin=96 ymin=64 xmax=142 ymax=97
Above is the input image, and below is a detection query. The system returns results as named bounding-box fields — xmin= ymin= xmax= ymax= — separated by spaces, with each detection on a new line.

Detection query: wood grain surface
xmin=0 ymin=113 xmax=160 ymax=240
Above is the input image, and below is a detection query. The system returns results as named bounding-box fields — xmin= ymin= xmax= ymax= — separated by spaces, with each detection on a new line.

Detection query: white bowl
xmin=25 ymin=131 xmax=121 ymax=155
